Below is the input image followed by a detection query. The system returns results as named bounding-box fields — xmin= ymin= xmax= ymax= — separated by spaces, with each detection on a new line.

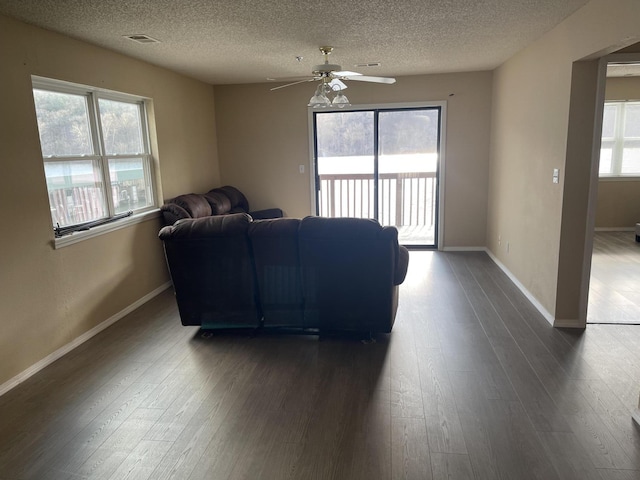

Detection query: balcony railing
xmin=317 ymin=171 xmax=436 ymax=228
xmin=49 ymin=181 xmax=148 ymax=227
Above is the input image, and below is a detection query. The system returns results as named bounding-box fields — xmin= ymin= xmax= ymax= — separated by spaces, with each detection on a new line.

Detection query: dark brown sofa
xmin=160 ymin=185 xmax=283 ymax=225
xmin=158 ymin=214 xmax=409 ymax=334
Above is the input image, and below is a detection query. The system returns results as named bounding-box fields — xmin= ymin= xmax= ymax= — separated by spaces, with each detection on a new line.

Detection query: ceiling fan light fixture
xmin=272 ymin=46 xmax=395 ymax=108
xmin=308 ymin=84 xmax=330 ymax=107
xmin=308 ymin=82 xmax=350 ymax=109
xmin=332 ymin=91 xmax=350 ymax=108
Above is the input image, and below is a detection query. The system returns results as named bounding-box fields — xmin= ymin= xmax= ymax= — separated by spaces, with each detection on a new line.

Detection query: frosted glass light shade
xmin=332 ymin=92 xmax=350 ymax=108
xmin=308 ymin=85 xmax=330 ymax=107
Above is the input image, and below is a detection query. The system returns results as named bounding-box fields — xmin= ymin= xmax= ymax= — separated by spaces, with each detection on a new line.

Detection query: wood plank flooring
xmin=589 ymin=231 xmax=640 ymax=324
xmin=1 ymin=251 xmax=639 ymax=479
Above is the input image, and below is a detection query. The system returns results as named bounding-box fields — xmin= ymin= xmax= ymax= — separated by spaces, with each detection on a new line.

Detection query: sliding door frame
xmin=307 ymin=101 xmax=447 ymax=250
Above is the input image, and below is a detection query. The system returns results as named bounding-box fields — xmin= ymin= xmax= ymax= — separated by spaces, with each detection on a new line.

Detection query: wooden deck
xmin=396 ymin=224 xmax=435 ymax=246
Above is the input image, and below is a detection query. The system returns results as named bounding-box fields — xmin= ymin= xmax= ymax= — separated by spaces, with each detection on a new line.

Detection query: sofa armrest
xmin=160 ymin=203 xmax=190 ymax=225
xmin=380 ymin=226 xmax=409 ymax=286
xmin=249 ymin=208 xmax=284 ymax=220
xmin=394 ymin=245 xmax=410 ymax=285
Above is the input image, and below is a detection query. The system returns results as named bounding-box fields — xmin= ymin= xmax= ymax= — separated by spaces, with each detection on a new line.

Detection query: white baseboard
xmin=484 ymin=249 xmax=556 ymax=326
xmin=441 ymin=246 xmax=487 ymax=252
xmin=0 ymin=281 xmax=171 ymax=397
xmin=594 ymin=227 xmax=635 ymax=232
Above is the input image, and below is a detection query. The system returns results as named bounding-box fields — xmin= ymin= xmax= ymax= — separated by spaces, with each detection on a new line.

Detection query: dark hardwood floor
xmin=1 ymin=251 xmax=639 ymax=479
xmin=589 ymin=231 xmax=640 ymax=325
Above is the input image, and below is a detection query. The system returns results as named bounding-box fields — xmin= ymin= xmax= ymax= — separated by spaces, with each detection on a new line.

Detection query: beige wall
xmin=595 ymin=76 xmax=640 ymax=228
xmin=0 ymin=15 xmax=220 ymax=387
xmin=487 ymin=0 xmax=640 ymax=324
xmin=596 ymin=180 xmax=640 ymax=228
xmin=214 ymin=71 xmax=493 ymax=247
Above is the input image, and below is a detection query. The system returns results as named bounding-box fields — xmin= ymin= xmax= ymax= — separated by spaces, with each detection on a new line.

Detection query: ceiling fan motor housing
xmin=312 ymin=63 xmax=342 ymax=76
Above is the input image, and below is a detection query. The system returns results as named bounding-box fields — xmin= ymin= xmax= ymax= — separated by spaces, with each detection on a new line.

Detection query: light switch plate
xmin=553 ymin=168 xmax=559 ymax=184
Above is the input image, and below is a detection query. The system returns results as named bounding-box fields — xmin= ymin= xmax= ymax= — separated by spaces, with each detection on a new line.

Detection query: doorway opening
xmin=587 ymin=58 xmax=640 ymax=325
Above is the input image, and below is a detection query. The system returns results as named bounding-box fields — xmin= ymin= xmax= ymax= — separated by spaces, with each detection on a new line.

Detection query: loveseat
xmin=158 ymin=214 xmax=409 ymax=334
xmin=160 ymin=185 xmax=283 ymax=225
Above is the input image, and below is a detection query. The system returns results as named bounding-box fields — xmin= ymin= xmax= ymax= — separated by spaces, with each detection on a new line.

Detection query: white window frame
xmin=31 ymin=76 xmax=160 ymax=248
xmin=600 ymin=100 xmax=640 ymax=179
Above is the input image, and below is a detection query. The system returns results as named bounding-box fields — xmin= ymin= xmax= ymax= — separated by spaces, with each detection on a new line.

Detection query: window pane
xmin=316 ymin=111 xmax=374 ymax=160
xmin=601 ymin=104 xmax=617 ymax=138
xmin=379 ymin=109 xmax=439 ymax=156
xmin=624 ymin=104 xmax=640 ymax=138
xmin=33 ymin=90 xmax=93 ymax=157
xmin=109 ymin=158 xmax=152 ymax=214
xmin=378 ymin=110 xmax=439 ymax=173
xmin=599 ymin=147 xmax=612 ymax=174
xmin=45 ymin=161 xmax=106 ymax=227
xmin=315 ymin=111 xmax=374 ymax=219
xmin=99 ymin=99 xmax=144 ymax=154
xmin=621 ymin=147 xmax=640 ymax=174
xmin=378 ymin=109 xmax=439 ymax=244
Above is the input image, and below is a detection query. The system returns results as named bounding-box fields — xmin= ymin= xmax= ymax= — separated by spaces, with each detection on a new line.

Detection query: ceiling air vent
xmin=354 ymin=62 xmax=381 ymax=68
xmin=123 ymin=34 xmax=160 ymax=44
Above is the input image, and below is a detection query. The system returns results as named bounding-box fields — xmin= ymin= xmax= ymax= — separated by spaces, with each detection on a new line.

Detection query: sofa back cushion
xmin=203 ymin=190 xmax=232 ymax=215
xmin=159 ymin=213 xmax=260 ymax=328
xmin=209 ymin=186 xmax=249 ymax=213
xmin=298 ymin=216 xmax=398 ymax=333
xmin=248 ymin=218 xmax=303 ymax=328
xmin=172 ymin=193 xmax=212 ymax=218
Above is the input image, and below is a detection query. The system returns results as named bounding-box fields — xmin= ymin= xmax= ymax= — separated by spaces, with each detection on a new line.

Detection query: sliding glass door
xmin=313 ymin=106 xmax=441 ymax=247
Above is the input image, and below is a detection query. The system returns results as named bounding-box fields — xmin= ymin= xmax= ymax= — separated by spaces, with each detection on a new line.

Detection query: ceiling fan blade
xmin=328 ymin=79 xmax=348 ymax=91
xmin=270 ymin=78 xmax=318 ymax=91
xmin=341 ymin=75 xmax=396 ymax=84
xmin=333 ymin=70 xmax=362 ymax=77
xmin=267 ymin=75 xmax=312 ymax=82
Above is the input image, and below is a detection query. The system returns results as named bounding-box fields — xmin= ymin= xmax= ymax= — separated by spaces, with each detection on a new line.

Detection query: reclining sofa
xmin=160 ymin=185 xmax=283 ymax=225
xmin=158 ymin=214 xmax=410 ymax=335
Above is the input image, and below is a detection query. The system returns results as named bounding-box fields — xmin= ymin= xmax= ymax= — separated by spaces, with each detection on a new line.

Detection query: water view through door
xmin=314 ymin=107 xmax=441 ymax=247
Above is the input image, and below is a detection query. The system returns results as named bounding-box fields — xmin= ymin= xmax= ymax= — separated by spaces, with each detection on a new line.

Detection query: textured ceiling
xmin=607 ymin=64 xmax=640 ymax=77
xmin=0 ymin=0 xmax=592 ymax=85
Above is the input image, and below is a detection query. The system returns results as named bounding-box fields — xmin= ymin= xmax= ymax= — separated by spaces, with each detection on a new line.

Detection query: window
xmin=32 ymin=77 xmax=156 ymax=236
xmin=600 ymin=101 xmax=640 ymax=176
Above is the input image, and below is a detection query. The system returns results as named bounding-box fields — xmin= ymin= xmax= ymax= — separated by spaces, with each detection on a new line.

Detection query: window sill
xmin=598 ymin=176 xmax=640 ymax=182
xmin=53 ymin=208 xmax=161 ymax=249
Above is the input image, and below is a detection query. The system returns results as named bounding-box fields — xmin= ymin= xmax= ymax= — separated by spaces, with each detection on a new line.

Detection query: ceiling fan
xmin=269 ymin=46 xmax=396 ymax=108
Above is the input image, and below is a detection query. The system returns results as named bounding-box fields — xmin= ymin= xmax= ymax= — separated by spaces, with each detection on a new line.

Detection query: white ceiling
xmin=0 ymin=0 xmax=592 ymax=85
